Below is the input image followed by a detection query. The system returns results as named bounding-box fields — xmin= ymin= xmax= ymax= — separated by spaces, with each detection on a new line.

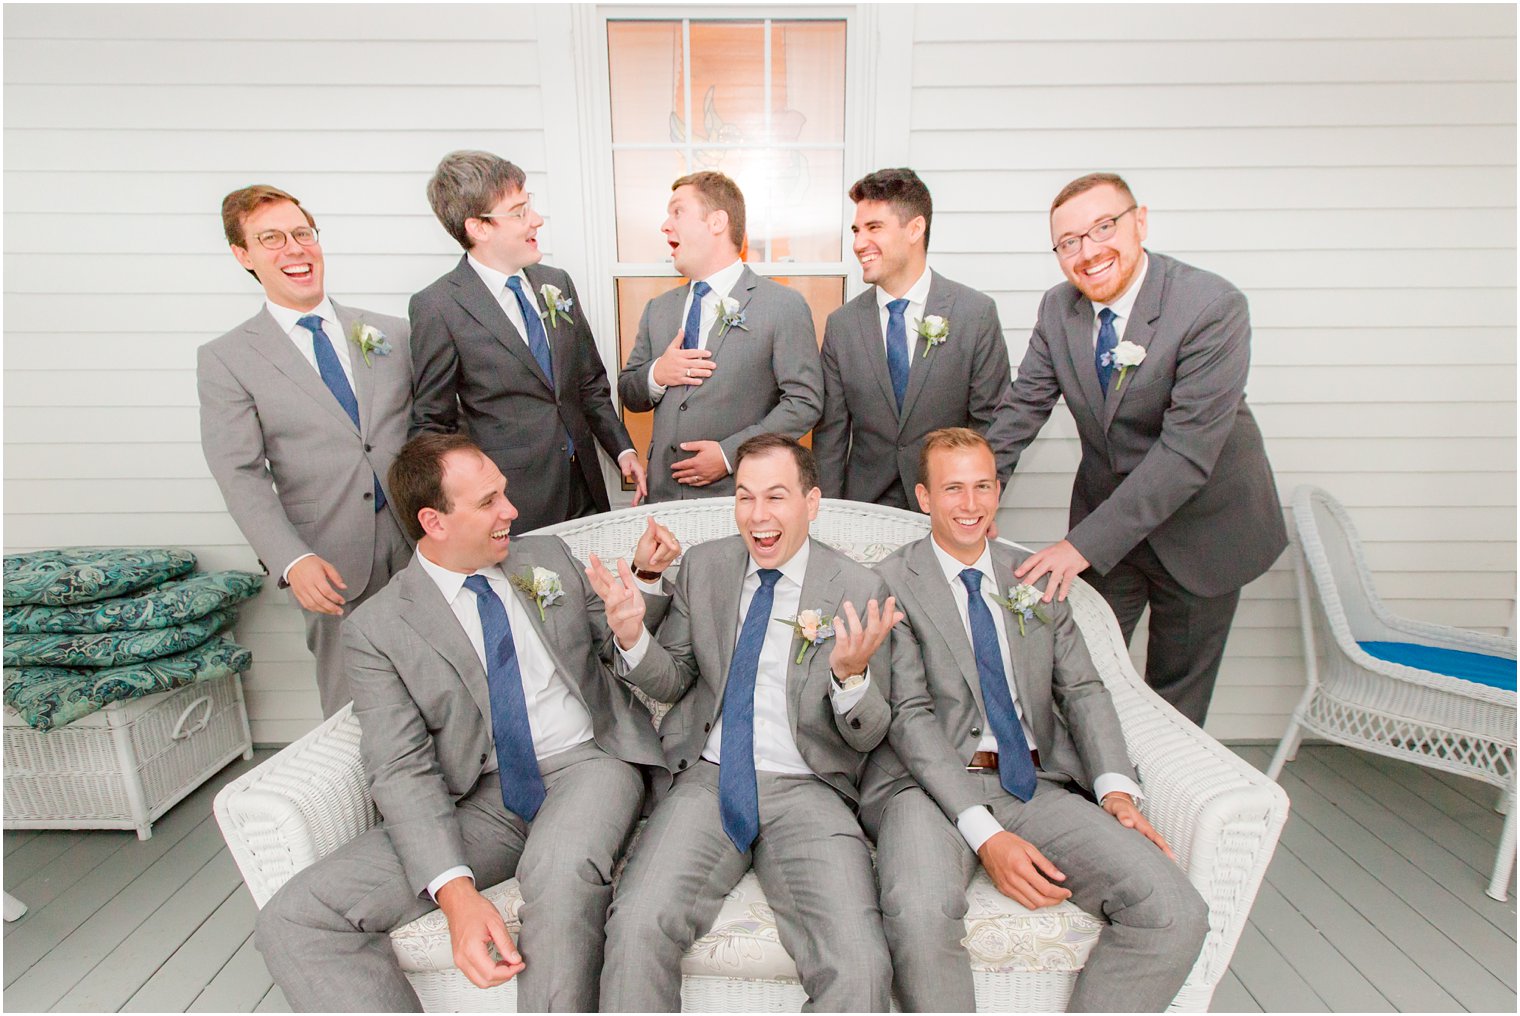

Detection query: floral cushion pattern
xmin=3 ymin=636 xmax=253 ymax=732
xmin=3 ymin=609 xmax=236 ymax=668
xmin=3 ymin=571 xmax=264 ymax=635
xmin=3 ymin=548 xmax=198 ymax=607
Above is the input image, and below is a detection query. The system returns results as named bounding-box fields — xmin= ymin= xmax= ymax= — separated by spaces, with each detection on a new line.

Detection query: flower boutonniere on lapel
xmin=510 ymin=567 xmax=563 ymax=621
xmin=539 ymin=283 xmax=574 ymax=327
xmin=993 ymin=583 xmax=1052 ymax=637
xmin=715 ymin=296 xmax=749 ymax=337
xmin=1100 ymin=339 xmax=1147 ymax=391
xmin=349 ymin=322 xmax=392 ymax=366
xmin=914 ymin=315 xmax=949 ymax=356
xmin=775 ymin=608 xmax=835 ymax=664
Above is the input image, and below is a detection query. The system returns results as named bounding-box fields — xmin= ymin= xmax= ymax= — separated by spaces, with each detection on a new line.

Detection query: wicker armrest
xmin=1377 ymin=614 xmax=1518 ymax=659
xmin=213 ymin=706 xmax=377 ymax=907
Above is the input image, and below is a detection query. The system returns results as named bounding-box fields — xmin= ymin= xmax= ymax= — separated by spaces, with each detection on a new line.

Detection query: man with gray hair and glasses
xmin=410 ymin=150 xmax=646 ymax=533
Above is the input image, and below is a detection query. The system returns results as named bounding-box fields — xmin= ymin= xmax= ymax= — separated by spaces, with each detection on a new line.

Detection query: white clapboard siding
xmin=917 ymin=3 xmax=1516 ymax=739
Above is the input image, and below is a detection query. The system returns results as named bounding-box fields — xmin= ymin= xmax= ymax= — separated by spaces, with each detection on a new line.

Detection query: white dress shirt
xmin=1088 ymin=253 xmax=1150 ymax=348
xmin=928 ymin=539 xmax=1142 ymax=851
xmin=874 ymin=265 xmax=935 ymax=367
xmin=645 ymin=257 xmax=747 ymax=401
xmin=415 ymin=549 xmax=596 ymax=899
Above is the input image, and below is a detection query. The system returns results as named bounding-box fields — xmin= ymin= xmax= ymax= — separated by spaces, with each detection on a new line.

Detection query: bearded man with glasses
xmin=197 ymin=185 xmax=415 ymax=717
xmin=1003 ymin=173 xmax=1286 ymax=726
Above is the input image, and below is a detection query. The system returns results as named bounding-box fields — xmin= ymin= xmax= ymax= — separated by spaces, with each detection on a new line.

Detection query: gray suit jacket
xmin=814 ymin=272 xmax=1018 ymax=507
xmin=1006 ymin=251 xmax=1287 ymax=597
xmin=197 ymin=301 xmax=412 ymax=592
xmin=617 ymin=267 xmax=823 ymax=501
xmin=409 ymin=258 xmax=635 ymax=534
xmin=343 ymin=538 xmax=669 ymax=896
xmin=859 ymin=537 xmax=1135 ymax=838
xmin=626 ymin=537 xmax=892 ymax=807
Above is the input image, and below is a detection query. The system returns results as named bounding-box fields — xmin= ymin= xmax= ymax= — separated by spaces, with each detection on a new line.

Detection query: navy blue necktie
xmin=464 ymin=575 xmax=547 ymax=822
xmin=1095 ymin=307 xmax=1118 ymax=397
xmin=299 ymin=314 xmax=385 ymax=512
xmin=958 ymin=569 xmax=1038 ymax=801
xmin=682 ymin=280 xmax=712 ymax=350
xmin=505 ymin=276 xmax=573 ymax=458
xmin=718 ymin=567 xmax=782 ymax=853
xmin=885 ymin=298 xmax=910 ymax=411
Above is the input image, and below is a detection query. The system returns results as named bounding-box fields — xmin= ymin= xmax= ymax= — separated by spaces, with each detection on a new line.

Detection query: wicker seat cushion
xmin=4 ymin=636 xmax=253 ymax=731
xmin=1358 ymin=641 xmax=1517 ymax=692
xmin=3 ymin=571 xmax=264 ymax=635
xmin=3 ymin=609 xmax=237 ymax=668
xmin=3 ymin=548 xmax=197 ymax=607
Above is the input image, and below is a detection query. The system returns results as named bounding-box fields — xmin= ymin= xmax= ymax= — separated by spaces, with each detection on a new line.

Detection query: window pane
xmin=728 ymin=147 xmax=843 ymax=263
xmin=614 ymin=149 xmax=688 ymax=263
xmin=608 ymin=21 xmax=684 ymax=145
xmin=773 ymin=21 xmax=846 ymax=144
xmin=687 ymin=22 xmax=766 ymax=145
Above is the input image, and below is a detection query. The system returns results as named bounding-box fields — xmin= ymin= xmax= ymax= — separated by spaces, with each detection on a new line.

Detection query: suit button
xmin=480 ymin=753 xmax=488 ymax=764
xmin=679 ymin=404 xmax=687 ymax=411
xmin=670 ymin=444 xmax=679 ymax=453
xmin=850 ymin=718 xmax=862 ymax=730
xmin=971 ymin=726 xmax=982 ymax=737
xmin=704 ymin=722 xmax=711 ymax=733
xmin=364 ymin=443 xmax=373 ymax=452
xmin=678 ymin=759 xmax=688 ymax=770
xmin=362 ymin=491 xmax=374 ymax=501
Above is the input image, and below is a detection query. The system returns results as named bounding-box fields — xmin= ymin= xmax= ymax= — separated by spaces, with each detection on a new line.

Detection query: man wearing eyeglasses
xmin=197 ymin=185 xmax=414 ymax=717
xmin=410 ymin=150 xmax=645 ymax=534
xmin=1004 ymin=173 xmax=1286 ymax=726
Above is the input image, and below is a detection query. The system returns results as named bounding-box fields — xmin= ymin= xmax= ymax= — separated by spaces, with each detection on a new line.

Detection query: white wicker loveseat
xmin=214 ymin=500 xmax=1288 ymax=1011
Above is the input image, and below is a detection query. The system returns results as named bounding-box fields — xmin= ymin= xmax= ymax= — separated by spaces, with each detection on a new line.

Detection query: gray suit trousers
xmin=876 ymin=779 xmax=1208 ymax=1013
xmin=255 ymin=742 xmax=644 ymax=1012
xmin=302 ymin=508 xmax=412 ymax=718
xmin=601 ymin=762 xmax=892 ymax=1012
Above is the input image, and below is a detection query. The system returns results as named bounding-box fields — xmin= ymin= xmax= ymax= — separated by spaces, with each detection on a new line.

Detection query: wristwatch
xmin=632 ymin=566 xmax=663 ymax=582
xmin=832 ymin=671 xmax=866 ymax=692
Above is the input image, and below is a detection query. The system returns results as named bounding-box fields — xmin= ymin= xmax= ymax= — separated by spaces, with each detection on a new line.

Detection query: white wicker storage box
xmin=4 ymin=672 xmax=253 ymax=839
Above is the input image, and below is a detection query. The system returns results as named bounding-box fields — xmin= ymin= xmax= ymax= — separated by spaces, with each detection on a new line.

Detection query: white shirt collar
xmin=466 ymin=254 xmax=531 ymax=301
xmin=1093 ymin=251 xmax=1149 ymax=323
xmin=265 ymin=296 xmax=339 ymax=338
xmin=415 ymin=548 xmax=507 ymax=604
xmin=745 ymin=539 xmax=811 ymax=588
xmin=930 ymin=535 xmax=996 ymax=592
xmin=694 ymin=258 xmax=746 ymax=298
xmin=875 ymin=265 xmax=933 ymax=311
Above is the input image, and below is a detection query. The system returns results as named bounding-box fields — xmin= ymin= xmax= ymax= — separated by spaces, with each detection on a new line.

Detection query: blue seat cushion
xmin=1358 ymin=641 xmax=1517 ymax=693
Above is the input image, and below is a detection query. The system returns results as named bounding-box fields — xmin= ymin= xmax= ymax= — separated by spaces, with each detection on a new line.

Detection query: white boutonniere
xmin=348 ymin=322 xmax=392 ymax=366
xmin=1100 ymin=339 xmax=1147 ymax=391
xmin=993 ymin=583 xmax=1052 ymax=637
xmin=539 ymin=283 xmax=574 ymax=328
xmin=715 ymin=296 xmax=749 ymax=337
xmin=775 ymin=608 xmax=835 ymax=664
xmin=915 ymin=315 xmax=949 ymax=356
xmin=510 ymin=566 xmax=563 ymax=621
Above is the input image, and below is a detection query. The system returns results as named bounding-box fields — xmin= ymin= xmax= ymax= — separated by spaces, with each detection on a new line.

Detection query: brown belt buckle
xmin=967 ymin=750 xmax=1000 ymax=772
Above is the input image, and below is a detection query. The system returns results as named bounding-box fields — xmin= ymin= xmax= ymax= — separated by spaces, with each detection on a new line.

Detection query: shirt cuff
xmin=427 ymin=866 xmax=474 ymax=902
xmin=282 ymin=552 xmax=316 ymax=584
xmin=1094 ymin=773 xmax=1144 ymax=805
xmin=617 ymin=449 xmax=637 ymax=465
xmin=717 ymin=445 xmax=732 ymax=474
xmin=956 ymin=806 xmax=1005 ymax=853
xmin=647 ymin=363 xmax=666 ymax=401
xmin=827 ymin=670 xmax=870 ymax=713
xmin=633 ymin=575 xmax=664 ymax=595
xmin=616 ymin=627 xmax=651 ymax=671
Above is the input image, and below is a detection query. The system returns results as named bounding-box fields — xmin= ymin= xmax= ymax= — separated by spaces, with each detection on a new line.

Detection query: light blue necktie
xmin=959 ymin=569 xmax=1038 ymax=802
xmin=505 ymin=276 xmax=572 ymax=458
xmin=1095 ymin=307 xmax=1118 ymax=397
xmin=682 ymin=280 xmax=712 ymax=350
xmin=464 ymin=575 xmax=547 ymax=821
xmin=299 ymin=314 xmax=385 ymax=512
xmin=885 ymin=298 xmax=910 ymax=411
xmin=718 ymin=567 xmax=782 ymax=853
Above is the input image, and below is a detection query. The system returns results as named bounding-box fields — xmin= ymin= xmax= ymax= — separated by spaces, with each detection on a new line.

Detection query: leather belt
xmin=966 ymin=749 xmax=1040 ymax=772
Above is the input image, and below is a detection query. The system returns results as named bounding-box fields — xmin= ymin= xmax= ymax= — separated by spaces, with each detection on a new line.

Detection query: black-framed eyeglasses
xmin=474 ymin=193 xmax=536 ymax=222
xmin=251 ymin=226 xmax=319 ymax=250
xmin=1052 ymin=206 xmax=1137 ymax=258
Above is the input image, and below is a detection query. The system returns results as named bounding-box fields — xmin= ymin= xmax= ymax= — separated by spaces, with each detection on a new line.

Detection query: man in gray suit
xmin=1007 ymin=173 xmax=1287 ymax=724
xmin=588 ymin=434 xmax=900 ymax=1010
xmin=617 ymin=172 xmax=823 ymax=502
xmin=863 ymin=428 xmax=1208 ymax=1012
xmin=410 ymin=150 xmax=646 ymax=534
xmin=198 ymin=185 xmax=413 ymax=717
xmin=255 ymin=433 xmax=680 ymax=1012
xmin=814 ymin=168 xmax=1018 ymax=508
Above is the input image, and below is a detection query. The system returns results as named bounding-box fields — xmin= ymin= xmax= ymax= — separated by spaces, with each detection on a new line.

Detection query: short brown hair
xmin=221 ymin=185 xmax=314 ymax=249
xmin=734 ymin=433 xmax=818 ymax=494
xmin=918 ymin=427 xmax=995 ymax=489
xmin=428 ymin=150 xmax=528 ymax=250
xmin=1050 ymin=172 xmax=1136 ymax=216
xmin=849 ymin=167 xmax=933 ymax=249
xmin=388 ymin=433 xmax=485 ymax=541
xmin=672 ymin=171 xmax=746 ymax=250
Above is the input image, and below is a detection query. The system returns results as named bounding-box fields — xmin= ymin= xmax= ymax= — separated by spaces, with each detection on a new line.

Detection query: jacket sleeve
xmin=812 ymin=316 xmax=850 ymax=499
xmin=407 ymin=288 xmax=462 ymax=437
xmin=617 ymin=298 xmax=660 ymax=413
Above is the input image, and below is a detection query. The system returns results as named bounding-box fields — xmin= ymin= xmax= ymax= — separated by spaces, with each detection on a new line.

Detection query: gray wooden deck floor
xmin=3 ymin=744 xmax=1515 ymax=1012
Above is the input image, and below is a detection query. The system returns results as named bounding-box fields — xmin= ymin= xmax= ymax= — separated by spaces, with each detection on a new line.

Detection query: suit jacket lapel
xmin=709 ymin=540 xmax=749 ymax=712
xmin=332 ymin=300 xmax=374 ymax=437
xmin=899 ymin=272 xmax=954 ymax=426
xmin=447 ymin=256 xmax=554 ymax=393
xmin=790 ymin=540 xmax=842 ymax=734
xmin=854 ymin=290 xmax=899 ymax=417
xmin=906 ymin=538 xmax=985 ymax=718
xmin=498 ymin=543 xmax=587 ymax=706
xmin=244 ymin=308 xmax=358 ymax=433
xmin=703 ymin=264 xmax=758 ymax=363
xmin=1101 ymin=253 xmax=1161 ymax=431
xmin=1063 ymin=294 xmax=1104 ymax=424
xmin=991 ymin=542 xmax=1050 ymax=751
xmin=397 ymin=560 xmax=493 ymax=727
xmin=521 ymin=265 xmax=569 ymax=399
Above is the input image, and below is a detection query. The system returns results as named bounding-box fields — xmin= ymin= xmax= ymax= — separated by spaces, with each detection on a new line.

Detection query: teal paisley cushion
xmin=4 ymin=636 xmax=253 ymax=732
xmin=3 ymin=610 xmax=236 ymax=668
xmin=3 ymin=548 xmax=198 ymax=607
xmin=4 ymin=571 xmax=264 ymax=635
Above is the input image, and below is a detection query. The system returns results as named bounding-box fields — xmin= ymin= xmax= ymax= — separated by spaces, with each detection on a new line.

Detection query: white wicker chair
xmin=215 ymin=499 xmax=1288 ymax=1011
xmin=1269 ymin=485 xmax=1517 ymax=900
